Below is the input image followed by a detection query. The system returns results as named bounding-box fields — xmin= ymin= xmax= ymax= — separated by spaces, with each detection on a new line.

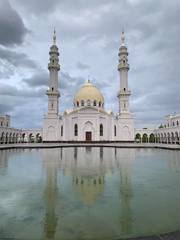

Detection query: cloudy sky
xmin=0 ymin=0 xmax=180 ymax=129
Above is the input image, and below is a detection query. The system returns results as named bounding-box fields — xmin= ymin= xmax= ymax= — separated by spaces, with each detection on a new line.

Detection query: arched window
xmin=177 ymin=121 xmax=179 ymax=126
xmin=173 ymin=122 xmax=175 ymax=126
xmin=74 ymin=124 xmax=78 ymax=136
xmin=93 ymin=100 xmax=96 ymax=106
xmin=81 ymin=100 xmax=84 ymax=106
xmin=142 ymin=133 xmax=148 ymax=143
xmin=61 ymin=126 xmax=63 ymax=136
xmin=114 ymin=125 xmax=116 ymax=137
xmin=87 ymin=100 xmax=91 ymax=106
xmin=100 ymin=124 xmax=103 ymax=136
xmin=124 ymin=88 xmax=126 ymax=91
xmin=77 ymin=101 xmax=79 ymax=107
xmin=149 ymin=133 xmax=155 ymax=143
xmin=99 ymin=101 xmax=101 ymax=107
xmin=52 ymin=87 xmax=54 ymax=91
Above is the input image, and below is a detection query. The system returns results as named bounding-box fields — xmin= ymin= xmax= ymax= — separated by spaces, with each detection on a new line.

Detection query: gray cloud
xmin=12 ymin=0 xmax=59 ymax=15
xmin=23 ymin=71 xmax=48 ymax=87
xmin=0 ymin=82 xmax=46 ymax=128
xmin=0 ymin=83 xmax=45 ymax=98
xmin=0 ymin=0 xmax=28 ymax=46
xmin=22 ymin=71 xmax=85 ymax=91
xmin=60 ymin=72 xmax=84 ymax=91
xmin=0 ymin=47 xmax=37 ymax=70
xmin=77 ymin=61 xmax=90 ymax=70
xmin=0 ymin=104 xmax=14 ymax=114
xmin=0 ymin=61 xmax=14 ymax=79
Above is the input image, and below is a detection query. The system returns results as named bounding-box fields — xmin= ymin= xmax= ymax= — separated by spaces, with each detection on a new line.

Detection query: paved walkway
xmin=0 ymin=142 xmax=180 ymax=150
xmin=119 ymin=231 xmax=180 ymax=239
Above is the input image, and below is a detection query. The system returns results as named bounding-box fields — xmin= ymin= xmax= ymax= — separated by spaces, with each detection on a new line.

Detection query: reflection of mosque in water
xmin=41 ymin=147 xmax=135 ymax=239
xmin=0 ymin=148 xmax=180 ymax=239
xmin=0 ymin=149 xmax=22 ymax=174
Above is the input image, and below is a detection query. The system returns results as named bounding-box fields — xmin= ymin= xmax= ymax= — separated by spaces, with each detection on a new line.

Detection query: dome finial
xmin=121 ymin=29 xmax=125 ymax=46
xmin=53 ymin=27 xmax=56 ymax=45
xmin=87 ymin=74 xmax=90 ymax=83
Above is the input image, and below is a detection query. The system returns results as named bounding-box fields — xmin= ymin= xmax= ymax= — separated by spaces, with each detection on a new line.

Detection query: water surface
xmin=0 ymin=147 xmax=180 ymax=239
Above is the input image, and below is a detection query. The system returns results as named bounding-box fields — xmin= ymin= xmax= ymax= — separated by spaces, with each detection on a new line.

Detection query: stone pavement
xmin=118 ymin=231 xmax=180 ymax=239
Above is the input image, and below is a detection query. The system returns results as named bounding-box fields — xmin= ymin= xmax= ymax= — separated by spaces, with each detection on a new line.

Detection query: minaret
xmin=46 ymin=29 xmax=60 ymax=116
xmin=117 ymin=31 xmax=131 ymax=115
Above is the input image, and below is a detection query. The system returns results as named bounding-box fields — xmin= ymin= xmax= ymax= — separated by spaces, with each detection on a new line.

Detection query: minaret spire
xmin=53 ymin=28 xmax=56 ymax=45
xmin=121 ymin=30 xmax=125 ymax=46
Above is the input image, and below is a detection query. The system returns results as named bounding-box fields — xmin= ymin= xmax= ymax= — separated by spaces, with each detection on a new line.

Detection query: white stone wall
xmin=43 ymin=106 xmax=135 ymax=142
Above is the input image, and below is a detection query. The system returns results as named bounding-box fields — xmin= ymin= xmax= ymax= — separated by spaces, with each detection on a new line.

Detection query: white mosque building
xmin=0 ymin=31 xmax=180 ymax=144
xmin=43 ymin=31 xmax=134 ymax=142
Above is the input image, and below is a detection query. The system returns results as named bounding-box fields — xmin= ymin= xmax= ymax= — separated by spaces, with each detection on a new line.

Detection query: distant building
xmin=135 ymin=113 xmax=180 ymax=144
xmin=0 ymin=115 xmax=10 ymax=128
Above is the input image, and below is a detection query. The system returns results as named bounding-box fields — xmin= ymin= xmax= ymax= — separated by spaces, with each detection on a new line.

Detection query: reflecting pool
xmin=0 ymin=147 xmax=180 ymax=239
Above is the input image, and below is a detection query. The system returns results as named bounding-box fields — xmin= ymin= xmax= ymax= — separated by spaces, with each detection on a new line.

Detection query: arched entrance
xmin=82 ymin=121 xmax=94 ymax=141
xmin=86 ymin=132 xmax=92 ymax=141
xmin=122 ymin=126 xmax=130 ymax=141
xmin=47 ymin=126 xmax=55 ymax=141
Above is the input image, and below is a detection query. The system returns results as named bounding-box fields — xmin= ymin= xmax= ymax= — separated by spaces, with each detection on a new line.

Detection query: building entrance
xmin=86 ymin=132 xmax=92 ymax=141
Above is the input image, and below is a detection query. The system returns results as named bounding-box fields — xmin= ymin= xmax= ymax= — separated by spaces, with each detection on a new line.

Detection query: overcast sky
xmin=0 ymin=0 xmax=179 ymax=129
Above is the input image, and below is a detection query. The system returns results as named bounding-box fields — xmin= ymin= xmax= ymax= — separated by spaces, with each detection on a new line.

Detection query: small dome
xmin=74 ymin=80 xmax=104 ymax=107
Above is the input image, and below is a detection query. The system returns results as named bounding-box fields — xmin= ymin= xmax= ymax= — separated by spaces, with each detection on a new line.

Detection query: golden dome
xmin=74 ymin=80 xmax=104 ymax=106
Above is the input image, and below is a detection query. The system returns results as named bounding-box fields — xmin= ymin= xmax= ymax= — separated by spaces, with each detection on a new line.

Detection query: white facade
xmin=43 ymin=31 xmax=134 ymax=142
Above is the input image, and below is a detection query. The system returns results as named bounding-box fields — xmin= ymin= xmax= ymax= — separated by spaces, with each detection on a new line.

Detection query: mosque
xmin=43 ymin=31 xmax=134 ymax=142
xmin=0 ymin=31 xmax=180 ymax=144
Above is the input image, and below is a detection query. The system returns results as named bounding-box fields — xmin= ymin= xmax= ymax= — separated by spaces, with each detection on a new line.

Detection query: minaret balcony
xmin=49 ymin=45 xmax=59 ymax=54
xmin=117 ymin=90 xmax=131 ymax=97
xmin=48 ymin=63 xmax=60 ymax=71
xmin=118 ymin=64 xmax=129 ymax=71
xmin=46 ymin=89 xmax=60 ymax=97
xmin=118 ymin=48 xmax=128 ymax=55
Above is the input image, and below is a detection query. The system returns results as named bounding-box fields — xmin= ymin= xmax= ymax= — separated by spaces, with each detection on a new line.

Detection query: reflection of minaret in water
xmin=43 ymin=155 xmax=59 ymax=239
xmin=44 ymin=164 xmax=58 ymax=239
xmin=118 ymin=148 xmax=133 ymax=235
